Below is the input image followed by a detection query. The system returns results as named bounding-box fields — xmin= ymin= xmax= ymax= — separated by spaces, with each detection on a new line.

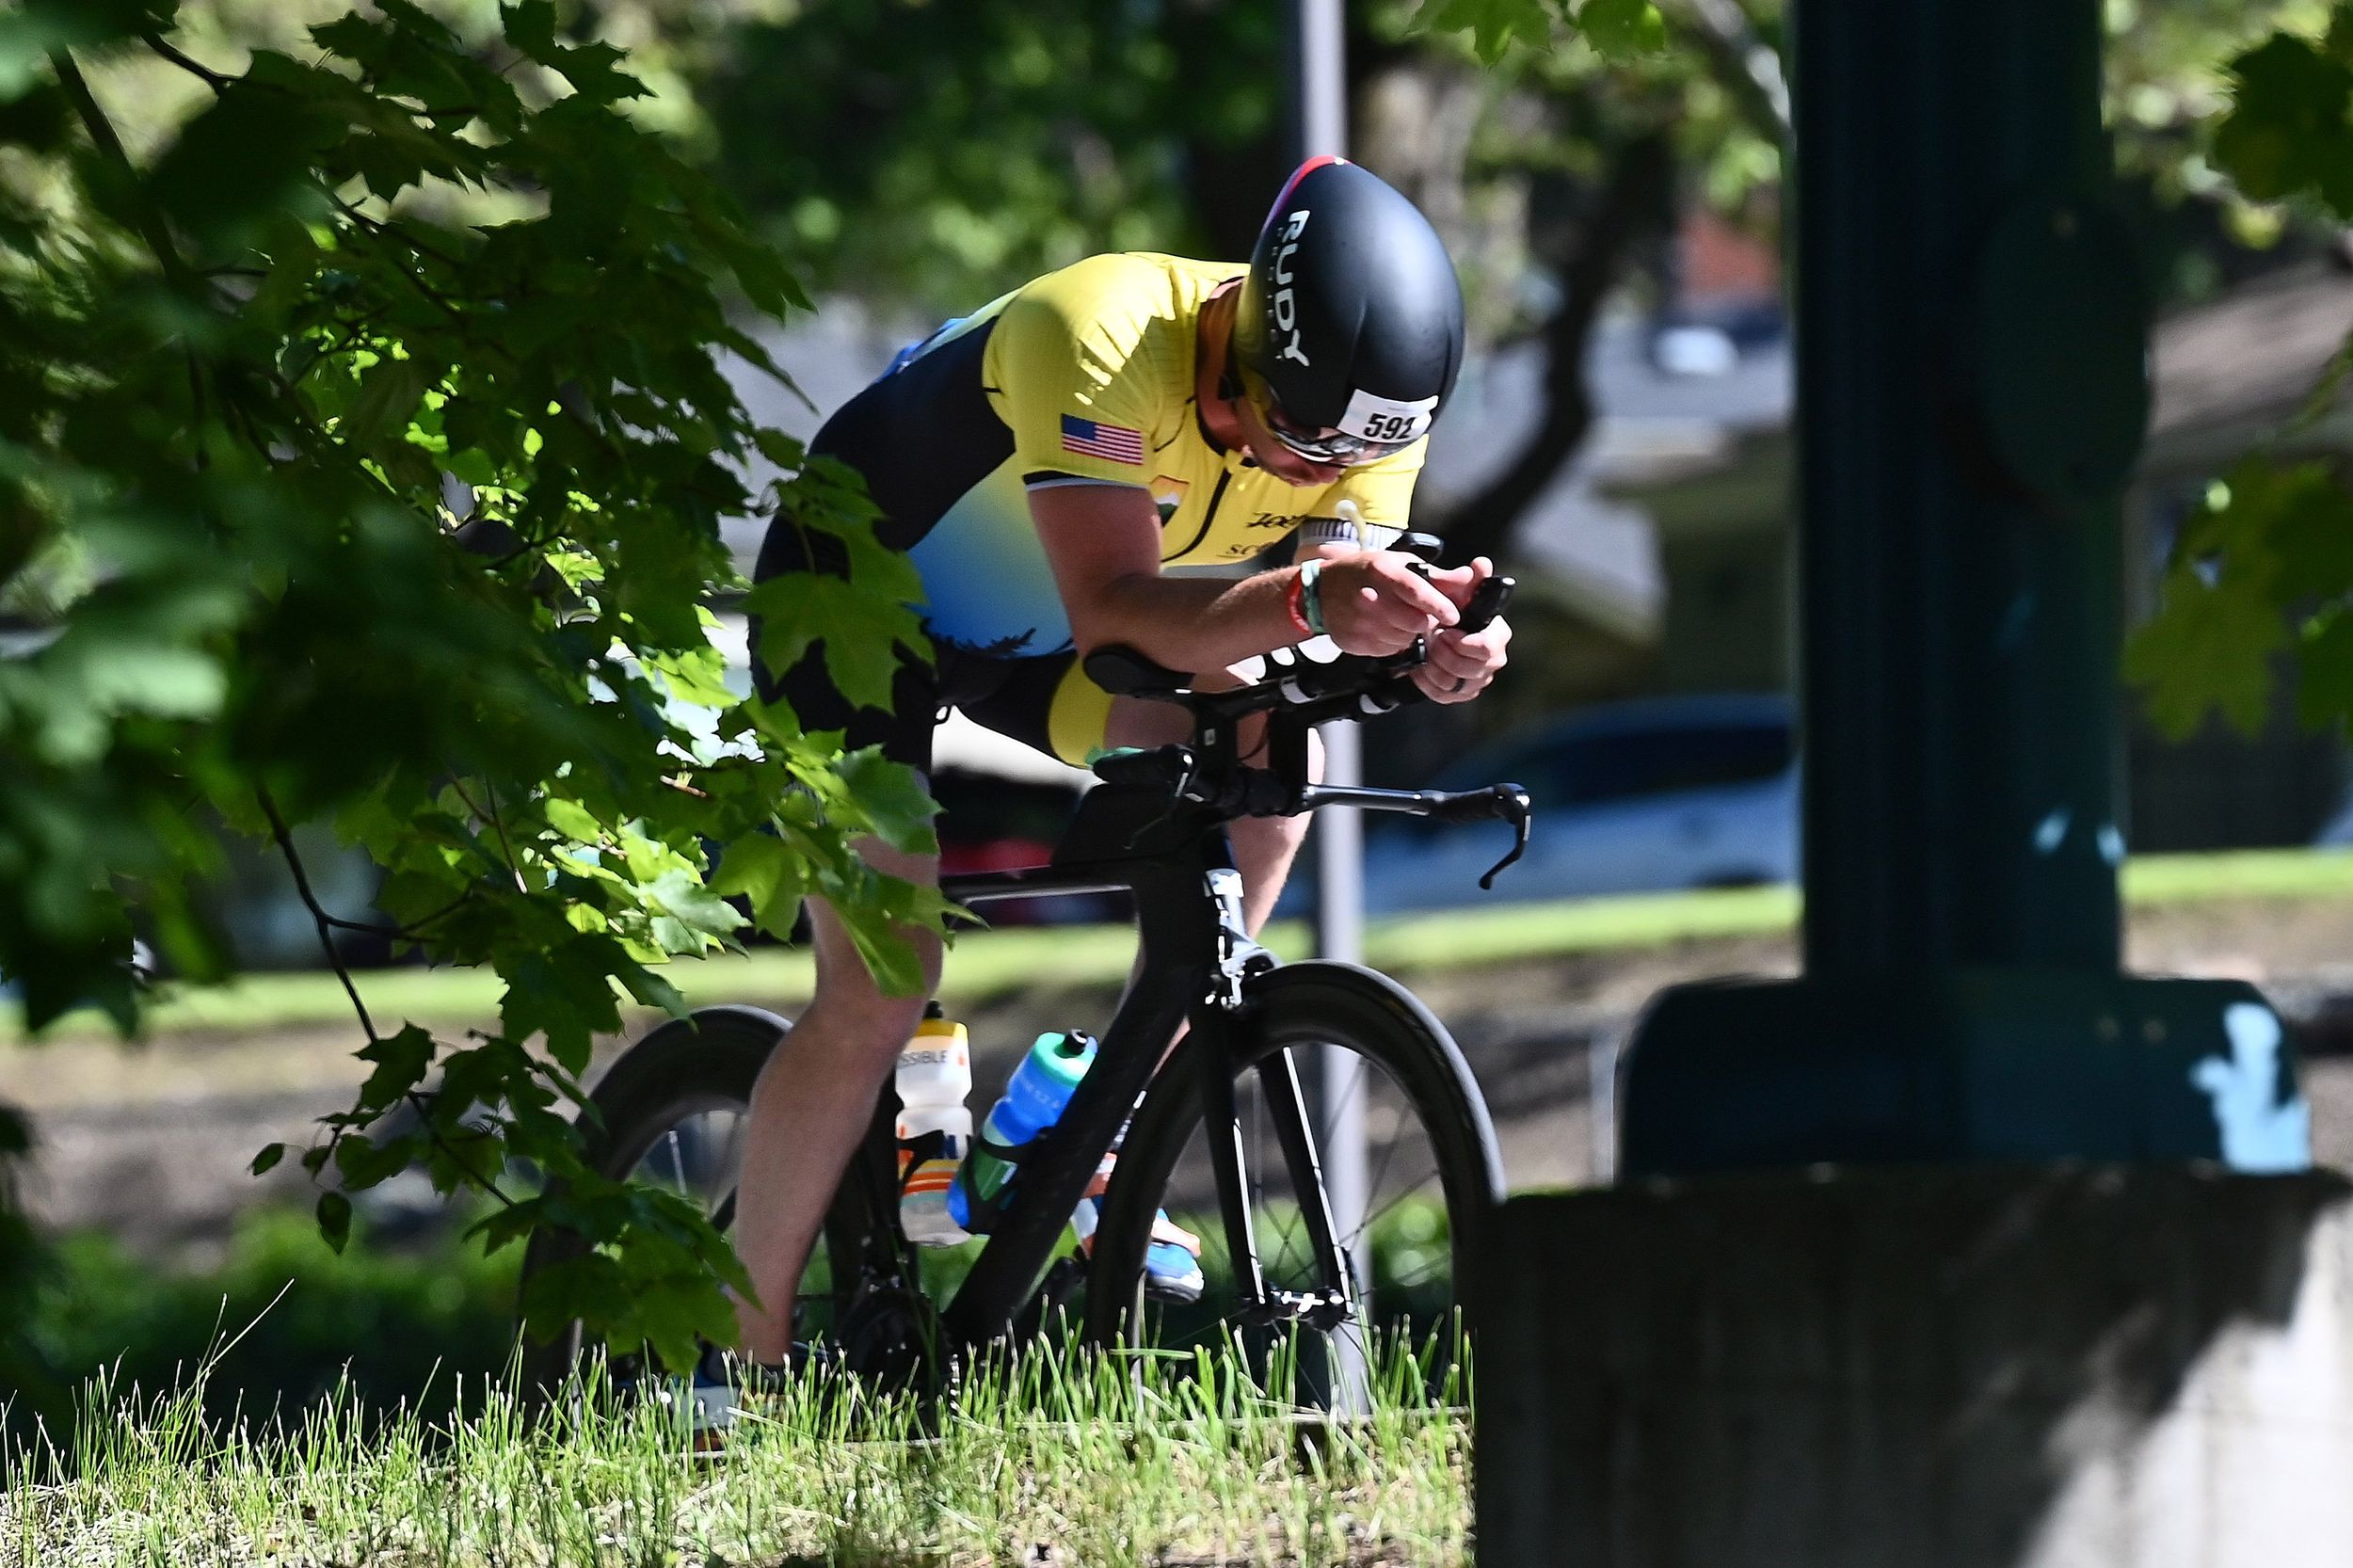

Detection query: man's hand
xmin=1411 ymin=556 xmax=1513 ymax=705
xmin=1316 ymin=552 xmax=1461 ymax=656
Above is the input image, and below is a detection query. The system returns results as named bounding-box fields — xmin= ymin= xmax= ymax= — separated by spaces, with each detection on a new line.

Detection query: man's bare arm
xmin=1029 ymin=482 xmax=1456 ymax=671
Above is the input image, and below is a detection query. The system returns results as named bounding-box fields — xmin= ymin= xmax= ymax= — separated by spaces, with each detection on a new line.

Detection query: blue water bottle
xmin=949 ymin=1031 xmax=1098 ymax=1232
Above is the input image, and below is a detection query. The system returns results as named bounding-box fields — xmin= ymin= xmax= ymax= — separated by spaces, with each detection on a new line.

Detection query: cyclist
xmin=734 ymin=156 xmax=1513 ymax=1374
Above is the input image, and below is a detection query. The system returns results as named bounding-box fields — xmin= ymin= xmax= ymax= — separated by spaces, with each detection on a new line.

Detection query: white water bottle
xmin=896 ymin=1001 xmax=974 ymax=1246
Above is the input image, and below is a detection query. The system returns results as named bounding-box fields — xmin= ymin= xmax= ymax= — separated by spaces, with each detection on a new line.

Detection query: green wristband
xmin=1298 ymin=558 xmax=1329 ymax=637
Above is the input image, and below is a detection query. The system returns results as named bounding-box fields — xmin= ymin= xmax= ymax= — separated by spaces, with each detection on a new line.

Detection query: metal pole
xmin=1287 ymin=0 xmax=1371 ymax=1407
xmin=1588 ymin=1027 xmax=1619 ymax=1184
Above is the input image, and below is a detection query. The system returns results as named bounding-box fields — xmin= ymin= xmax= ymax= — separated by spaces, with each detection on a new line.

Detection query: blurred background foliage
xmin=78 ymin=2 xmax=2343 ymax=322
xmin=56 ymin=0 xmax=2349 ymax=573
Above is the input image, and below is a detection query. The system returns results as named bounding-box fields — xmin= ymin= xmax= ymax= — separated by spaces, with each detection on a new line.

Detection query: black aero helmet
xmin=1232 ymin=156 xmax=1465 ymax=460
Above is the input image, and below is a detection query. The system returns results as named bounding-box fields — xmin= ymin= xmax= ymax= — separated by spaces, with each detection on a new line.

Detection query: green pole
xmin=1613 ymin=0 xmax=2311 ymax=1173
xmin=1796 ymin=0 xmax=2129 ymax=975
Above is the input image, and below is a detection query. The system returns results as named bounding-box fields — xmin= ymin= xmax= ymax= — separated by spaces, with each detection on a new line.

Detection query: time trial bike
xmin=519 ymin=563 xmax=1529 ymax=1409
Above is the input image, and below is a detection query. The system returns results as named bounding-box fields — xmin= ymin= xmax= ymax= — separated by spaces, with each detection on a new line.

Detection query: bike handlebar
xmin=1080 ymin=555 xmax=1529 ymax=888
xmin=1088 ymin=751 xmax=1536 ymax=888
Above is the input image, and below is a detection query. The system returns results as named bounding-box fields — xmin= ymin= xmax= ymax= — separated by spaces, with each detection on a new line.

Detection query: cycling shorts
xmin=749 ymin=520 xmax=1114 ymax=773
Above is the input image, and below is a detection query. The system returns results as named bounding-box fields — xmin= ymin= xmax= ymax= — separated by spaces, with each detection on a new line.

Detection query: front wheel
xmin=1082 ymin=963 xmax=1503 ymax=1405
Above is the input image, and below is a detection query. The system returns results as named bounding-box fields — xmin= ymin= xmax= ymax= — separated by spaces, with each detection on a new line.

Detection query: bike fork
xmin=1195 ymin=1014 xmax=1357 ymax=1333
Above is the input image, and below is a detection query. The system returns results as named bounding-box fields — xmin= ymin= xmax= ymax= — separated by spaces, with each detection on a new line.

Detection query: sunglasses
xmin=1236 ymin=364 xmax=1415 ymax=468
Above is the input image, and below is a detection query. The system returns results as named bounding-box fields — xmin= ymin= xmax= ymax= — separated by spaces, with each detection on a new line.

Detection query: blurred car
xmin=1310 ymin=694 xmax=1800 ymax=915
xmin=2313 ymin=788 xmax=2353 ymax=848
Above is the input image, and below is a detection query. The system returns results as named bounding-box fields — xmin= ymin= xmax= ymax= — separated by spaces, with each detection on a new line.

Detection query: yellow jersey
xmin=810 ymin=251 xmax=1426 ymax=660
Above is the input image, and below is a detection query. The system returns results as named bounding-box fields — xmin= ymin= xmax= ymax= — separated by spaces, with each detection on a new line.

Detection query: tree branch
xmin=1437 ymin=131 xmax=1677 ymax=566
xmin=259 ymin=787 xmax=518 ymax=1209
xmin=50 ymin=51 xmax=200 ymax=297
xmin=52 ymin=47 xmax=216 ymax=451
xmin=400 ymin=1090 xmax=520 ymax=1209
xmin=1668 ymin=0 xmax=1791 ymax=149
xmin=258 ymin=785 xmax=380 ymax=1043
xmin=139 ymin=31 xmax=233 ymax=94
xmin=449 ymin=778 xmax=530 ymax=893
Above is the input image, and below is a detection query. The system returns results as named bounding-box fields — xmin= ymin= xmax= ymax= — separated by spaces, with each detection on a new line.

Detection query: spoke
xmin=661 ymin=1128 xmax=688 ymax=1194
xmin=1353 ymin=1059 xmax=1411 ymax=1208
xmin=1246 ymin=1079 xmax=1311 ymax=1286
xmin=1392 ymin=1256 xmax=1452 ymax=1290
xmin=1266 ymin=1204 xmax=1312 ymax=1287
xmin=1349 ymin=1173 xmax=1446 ymax=1256
xmin=1249 ymin=1078 xmax=1265 ymax=1217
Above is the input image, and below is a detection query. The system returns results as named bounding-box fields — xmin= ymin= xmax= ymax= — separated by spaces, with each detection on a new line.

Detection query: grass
xmin=11 ymin=845 xmax=2353 ymax=1045
xmin=2 ymin=1336 xmax=1472 ymax=1567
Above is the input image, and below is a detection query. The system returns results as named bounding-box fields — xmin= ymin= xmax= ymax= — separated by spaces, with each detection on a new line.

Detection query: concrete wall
xmin=1477 ymin=1166 xmax=2353 ymax=1568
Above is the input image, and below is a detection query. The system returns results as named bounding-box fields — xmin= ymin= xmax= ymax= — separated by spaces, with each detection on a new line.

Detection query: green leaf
xmin=2260 ymin=463 xmax=2353 ymax=597
xmin=632 ymin=1274 xmax=739 ymax=1372
xmin=315 ymin=1191 xmax=353 ymax=1254
xmin=613 ymin=959 xmax=688 ymax=1019
xmin=517 ymin=1250 xmax=628 ymax=1346
xmin=742 ymin=573 xmax=925 ymax=712
xmin=819 ymin=870 xmax=944 ymax=1000
xmin=341 ymin=355 xmax=435 ymax=451
xmin=1577 ymin=0 xmax=1667 ymax=56
xmin=1412 ymin=0 xmax=1557 ymax=63
xmin=150 ymin=79 xmax=338 ymax=248
xmin=647 ymin=867 xmax=749 ymax=942
xmin=2123 ymin=566 xmax=2287 ymax=739
xmin=709 ymin=832 xmax=808 ymax=939
xmin=502 ymin=940 xmax=627 ymax=1073
xmin=2212 ymin=33 xmax=2353 ymax=217
xmin=249 ymin=1142 xmax=287 ymax=1176
xmin=333 ymin=1130 xmax=416 ymax=1191
xmin=356 ymin=1023 xmax=435 ymax=1112
xmin=500 ymin=0 xmax=557 ymax=58
xmin=543 ymin=796 xmax=602 ymax=843
xmin=836 ymin=746 xmax=940 ymax=855
xmin=2298 ymin=607 xmax=2353 ymax=730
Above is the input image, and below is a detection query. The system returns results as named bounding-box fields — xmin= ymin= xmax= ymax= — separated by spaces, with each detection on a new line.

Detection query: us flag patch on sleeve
xmin=1061 ymin=414 xmax=1144 ymax=465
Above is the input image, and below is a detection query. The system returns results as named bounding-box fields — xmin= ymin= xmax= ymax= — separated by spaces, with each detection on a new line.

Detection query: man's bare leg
xmin=730 ymin=838 xmax=941 ymax=1363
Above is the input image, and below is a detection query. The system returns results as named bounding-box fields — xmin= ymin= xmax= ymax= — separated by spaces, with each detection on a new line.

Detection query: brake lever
xmin=1402 ymin=561 xmax=1515 ymax=636
xmin=1478 ymin=784 xmax=1533 ymax=890
xmin=1459 ymin=574 xmax=1514 ymax=635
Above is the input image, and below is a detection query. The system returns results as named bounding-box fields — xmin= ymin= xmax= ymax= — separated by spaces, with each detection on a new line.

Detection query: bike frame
xmin=924 ymin=786 xmax=1259 ymax=1347
xmin=872 ymin=771 xmax=1515 ymax=1348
